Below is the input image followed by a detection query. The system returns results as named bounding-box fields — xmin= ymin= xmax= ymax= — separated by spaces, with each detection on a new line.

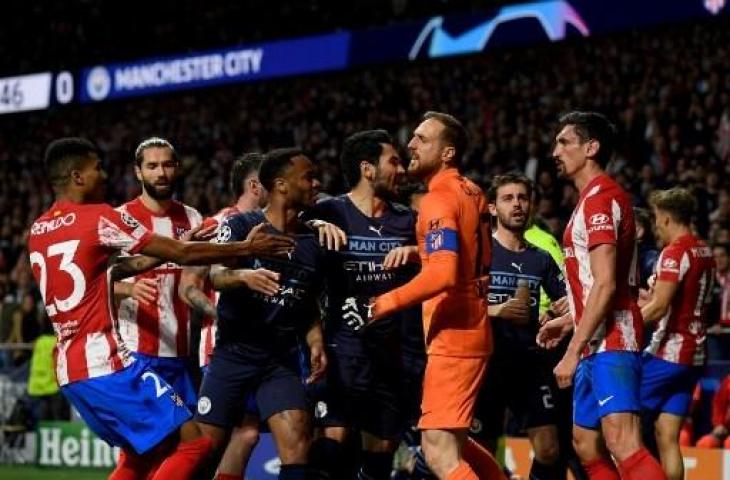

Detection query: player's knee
xmin=654 ymin=420 xmax=679 ymax=449
xmin=601 ymin=416 xmax=641 ymax=461
xmin=277 ymin=429 xmax=312 ymax=463
xmin=571 ymin=429 xmax=599 ymax=462
xmin=421 ymin=434 xmax=458 ymax=478
xmin=533 ymin=440 xmax=559 ymax=465
xmin=230 ymin=425 xmax=260 ymax=450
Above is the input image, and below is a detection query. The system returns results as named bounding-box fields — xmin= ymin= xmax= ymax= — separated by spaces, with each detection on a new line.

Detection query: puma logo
xmin=511 ymin=262 xmax=523 ymax=273
xmin=368 ymin=225 xmax=384 ymax=237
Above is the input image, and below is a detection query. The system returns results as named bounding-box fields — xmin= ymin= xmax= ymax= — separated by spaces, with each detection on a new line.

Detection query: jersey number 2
xmin=29 ymin=240 xmax=86 ymax=317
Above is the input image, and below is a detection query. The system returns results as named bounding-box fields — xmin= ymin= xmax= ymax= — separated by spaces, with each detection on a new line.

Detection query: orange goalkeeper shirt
xmin=374 ymin=167 xmax=492 ymax=357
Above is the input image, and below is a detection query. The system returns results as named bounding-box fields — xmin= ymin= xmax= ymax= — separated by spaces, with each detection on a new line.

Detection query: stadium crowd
xmin=1 ymin=10 xmax=730 ymax=480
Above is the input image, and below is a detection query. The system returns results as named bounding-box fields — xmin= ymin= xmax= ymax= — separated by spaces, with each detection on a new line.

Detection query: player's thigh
xmin=508 ymin=349 xmax=558 ymax=431
xmin=195 ymin=347 xmax=259 ymax=430
xmin=470 ymin=354 xmax=507 ymax=449
xmin=654 ymin=412 xmax=684 ymax=446
xmin=641 ymin=353 xmax=700 ymax=418
xmin=419 ymin=354 xmax=488 ymax=431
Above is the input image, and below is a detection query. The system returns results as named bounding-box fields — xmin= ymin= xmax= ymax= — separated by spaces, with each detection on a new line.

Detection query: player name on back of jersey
xmin=31 ymin=212 xmax=77 ymax=235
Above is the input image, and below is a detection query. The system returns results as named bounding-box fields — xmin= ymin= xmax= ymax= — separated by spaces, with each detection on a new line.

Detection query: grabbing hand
xmin=240 ymin=268 xmax=281 ymax=296
xmin=132 ymin=278 xmax=158 ymax=305
xmin=307 ymin=220 xmax=347 ymax=250
xmin=242 ymin=222 xmax=296 ymax=257
xmin=491 ymin=298 xmax=529 ymax=324
xmin=182 ymin=221 xmax=219 ymax=242
xmin=383 ymin=246 xmax=419 ymax=269
xmin=536 ymin=315 xmax=573 ymax=349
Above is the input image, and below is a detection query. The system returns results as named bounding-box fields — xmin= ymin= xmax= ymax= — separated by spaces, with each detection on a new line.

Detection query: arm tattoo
xmin=183 ymin=284 xmax=217 ymax=318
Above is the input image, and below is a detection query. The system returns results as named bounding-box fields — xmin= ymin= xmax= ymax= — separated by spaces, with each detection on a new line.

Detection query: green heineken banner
xmin=36 ymin=421 xmax=120 ymax=468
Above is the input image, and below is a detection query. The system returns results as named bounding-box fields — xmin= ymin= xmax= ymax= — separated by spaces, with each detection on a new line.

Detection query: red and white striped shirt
xmin=563 ymin=174 xmax=642 ymax=357
xmin=646 ymin=234 xmax=715 ymax=366
xmin=199 ymin=205 xmax=239 ymax=367
xmin=28 ymin=200 xmax=153 ymax=386
xmin=116 ymin=198 xmax=202 ymax=357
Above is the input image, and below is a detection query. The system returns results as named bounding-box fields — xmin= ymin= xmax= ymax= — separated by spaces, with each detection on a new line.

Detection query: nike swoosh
xmin=598 ymin=395 xmax=614 ymax=407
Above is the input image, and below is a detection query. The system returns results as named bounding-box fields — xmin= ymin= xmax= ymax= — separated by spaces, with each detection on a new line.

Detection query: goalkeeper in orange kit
xmin=345 ymin=111 xmax=505 ymax=480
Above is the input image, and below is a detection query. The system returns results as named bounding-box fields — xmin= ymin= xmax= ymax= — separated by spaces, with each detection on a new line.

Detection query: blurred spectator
xmin=696 ymin=375 xmax=730 ymax=449
xmin=634 ymin=207 xmax=660 ymax=290
xmin=710 ymin=243 xmax=730 ymax=329
xmin=27 ymin=318 xmax=69 ymax=423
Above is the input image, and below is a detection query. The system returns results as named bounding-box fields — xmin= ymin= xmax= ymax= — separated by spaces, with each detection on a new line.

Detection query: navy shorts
xmin=61 ymin=359 xmax=191 ymax=454
xmin=640 ymin=352 xmax=701 ymax=418
xmin=574 ymin=351 xmax=642 ymax=429
xmin=471 ymin=346 xmax=556 ymax=441
xmin=132 ymin=352 xmax=197 ymax=412
xmin=195 ymin=343 xmax=308 ymax=427
xmin=318 ymin=341 xmax=404 ymax=440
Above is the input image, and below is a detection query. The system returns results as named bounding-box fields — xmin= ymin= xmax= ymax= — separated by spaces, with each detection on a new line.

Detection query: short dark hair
xmin=259 ymin=148 xmax=303 ymax=191
xmin=134 ymin=137 xmax=178 ymax=167
xmin=487 ymin=172 xmax=534 ymax=203
xmin=340 ymin=130 xmax=394 ymax=188
xmin=230 ymin=153 xmax=264 ymax=197
xmin=44 ymin=137 xmax=99 ymax=189
xmin=558 ymin=111 xmax=617 ymax=168
xmin=649 ymin=187 xmax=696 ymax=225
xmin=423 ymin=111 xmax=468 ymax=164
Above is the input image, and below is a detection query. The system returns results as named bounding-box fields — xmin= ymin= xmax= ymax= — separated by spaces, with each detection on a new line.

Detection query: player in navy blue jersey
xmin=195 ymin=149 xmax=330 ymax=480
xmin=307 ymin=130 xmax=425 ymax=480
xmin=474 ymin=173 xmax=568 ymax=480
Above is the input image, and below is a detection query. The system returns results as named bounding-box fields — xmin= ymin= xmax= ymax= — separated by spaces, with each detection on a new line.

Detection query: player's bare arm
xmin=305 ymin=317 xmax=327 ymax=384
xmin=140 ymin=222 xmax=295 ymax=265
xmin=210 ymin=265 xmax=281 ymax=296
xmin=554 ymin=243 xmax=616 ymax=388
xmin=640 ymin=279 xmax=679 ymax=325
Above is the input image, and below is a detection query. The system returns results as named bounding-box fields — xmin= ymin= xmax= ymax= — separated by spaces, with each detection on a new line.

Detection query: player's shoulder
xmin=175 ymin=201 xmax=202 ymax=221
xmin=524 ymin=239 xmax=554 ymax=261
xmin=312 ymin=194 xmax=348 ymax=215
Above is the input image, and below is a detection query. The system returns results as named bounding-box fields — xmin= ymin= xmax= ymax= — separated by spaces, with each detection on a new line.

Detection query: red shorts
xmin=418 ymin=354 xmax=488 ymax=430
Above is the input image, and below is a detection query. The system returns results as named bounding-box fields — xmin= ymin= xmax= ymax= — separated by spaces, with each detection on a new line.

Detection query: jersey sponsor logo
xmin=368 ymin=225 xmax=384 ymax=237
xmin=175 ymin=226 xmax=189 ymax=238
xmin=348 ymin=239 xmax=404 ymax=253
xmin=120 ymin=211 xmax=140 ymax=229
xmin=662 ymin=257 xmax=679 ymax=270
xmin=30 ymin=213 xmax=76 ymax=235
xmin=216 ymin=224 xmax=232 ymax=243
xmin=197 ymin=396 xmax=212 ymax=415
xmin=563 ymin=247 xmax=575 ymax=258
xmin=589 ymin=213 xmax=610 ymax=225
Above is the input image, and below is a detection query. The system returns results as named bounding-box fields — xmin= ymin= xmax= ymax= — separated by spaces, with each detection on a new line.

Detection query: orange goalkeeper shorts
xmin=418 ymin=354 xmax=488 ymax=430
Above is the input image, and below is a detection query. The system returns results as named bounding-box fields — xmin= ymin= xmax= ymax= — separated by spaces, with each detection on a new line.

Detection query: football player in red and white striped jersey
xmin=640 ymin=188 xmax=715 ymax=480
xmin=549 ymin=112 xmax=666 ymax=480
xmin=29 ymin=137 xmax=294 ymax=480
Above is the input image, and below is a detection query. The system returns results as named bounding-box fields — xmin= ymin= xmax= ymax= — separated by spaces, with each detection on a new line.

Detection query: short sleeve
xmin=543 ymin=253 xmax=567 ymax=300
xmin=97 ymin=205 xmax=152 ymax=254
xmin=214 ymin=214 xmax=250 ymax=244
xmin=582 ymin=194 xmax=618 ymax=249
xmin=420 ymin=192 xmax=460 ymax=256
xmin=656 ymin=246 xmax=687 ymax=283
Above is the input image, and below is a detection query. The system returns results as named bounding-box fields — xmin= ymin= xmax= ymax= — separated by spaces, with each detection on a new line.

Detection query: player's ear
xmin=134 ymin=165 xmax=143 ymax=182
xmin=69 ymin=167 xmax=84 ymax=186
xmin=360 ymin=161 xmax=373 ymax=182
xmin=584 ymin=138 xmax=600 ymax=160
xmin=274 ymin=177 xmax=288 ymax=195
xmin=488 ymin=202 xmax=497 ymax=216
xmin=441 ymin=145 xmax=456 ymax=164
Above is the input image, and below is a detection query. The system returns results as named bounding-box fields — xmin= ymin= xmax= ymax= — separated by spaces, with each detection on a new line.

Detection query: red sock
xmin=151 ymin=436 xmax=213 ymax=480
xmin=617 ymin=448 xmax=667 ymax=480
xmin=215 ymin=474 xmax=242 ymax=480
xmin=446 ymin=460 xmax=479 ymax=480
xmin=462 ymin=438 xmax=507 ymax=480
xmin=582 ymin=457 xmax=620 ymax=480
xmin=215 ymin=473 xmax=243 ymax=480
xmin=110 ymin=448 xmax=155 ymax=480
